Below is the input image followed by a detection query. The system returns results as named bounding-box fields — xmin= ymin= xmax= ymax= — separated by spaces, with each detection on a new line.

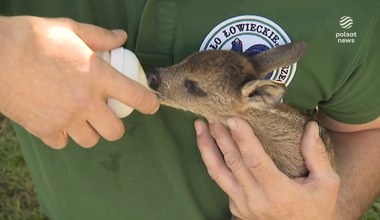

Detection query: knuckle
xmin=205 ymin=165 xmax=223 ymax=183
xmin=265 ymin=193 xmax=288 ymax=210
xmin=318 ymin=170 xmax=341 ymax=194
xmin=47 ymin=142 xmax=66 ymax=149
xmin=210 ymin=126 xmax=230 ymax=143
xmin=326 ymin=172 xmax=341 ymax=190
xmin=209 ymin=124 xmax=224 ymax=138
xmin=71 ymin=93 xmax=92 ymax=112
xmin=229 ymin=202 xmax=241 ymax=218
xmin=246 ymin=199 xmax=271 ymax=219
xmin=247 ymin=204 xmax=259 ymax=216
xmin=129 ymin=87 xmax=147 ymax=109
xmin=208 ymin=170 xmax=221 ymax=182
xmin=59 ymin=111 xmax=75 ymax=124
xmin=224 ymin=152 xmax=243 ymax=170
xmin=41 ymin=134 xmax=68 ymax=149
xmin=35 ymin=125 xmax=59 ymax=139
xmin=51 ymin=141 xmax=68 ymax=149
xmin=104 ymin=121 xmax=125 ymax=141
xmin=146 ymin=102 xmax=160 ymax=115
xmin=57 ymin=17 xmax=75 ymax=28
xmin=246 ymin=196 xmax=258 ymax=210
xmin=246 ymin=156 xmax=263 ymax=173
xmin=80 ymin=135 xmax=100 ymax=148
xmin=210 ymin=130 xmax=223 ymax=141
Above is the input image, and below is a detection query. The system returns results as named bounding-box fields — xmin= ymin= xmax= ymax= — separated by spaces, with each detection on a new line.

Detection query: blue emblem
xmin=231 ymin=38 xmax=273 ymax=79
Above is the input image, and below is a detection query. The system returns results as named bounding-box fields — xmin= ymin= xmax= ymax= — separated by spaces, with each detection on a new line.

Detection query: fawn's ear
xmin=249 ymin=42 xmax=307 ymax=78
xmin=241 ymin=80 xmax=286 ymax=109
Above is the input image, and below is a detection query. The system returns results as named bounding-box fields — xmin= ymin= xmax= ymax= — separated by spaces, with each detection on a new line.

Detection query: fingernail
xmin=226 ymin=118 xmax=238 ymax=129
xmin=112 ymin=29 xmax=127 ymax=36
xmin=194 ymin=120 xmax=203 ymax=136
xmin=310 ymin=121 xmax=319 ymax=139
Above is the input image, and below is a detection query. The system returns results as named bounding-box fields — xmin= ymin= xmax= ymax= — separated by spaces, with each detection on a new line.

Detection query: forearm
xmin=331 ymin=129 xmax=380 ymax=220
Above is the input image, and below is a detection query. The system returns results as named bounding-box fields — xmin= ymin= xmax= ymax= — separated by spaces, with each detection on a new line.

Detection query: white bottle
xmin=97 ymin=48 xmax=149 ymax=118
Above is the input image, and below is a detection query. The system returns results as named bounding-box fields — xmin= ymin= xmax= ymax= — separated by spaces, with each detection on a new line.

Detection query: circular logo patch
xmin=200 ymin=15 xmax=296 ymax=86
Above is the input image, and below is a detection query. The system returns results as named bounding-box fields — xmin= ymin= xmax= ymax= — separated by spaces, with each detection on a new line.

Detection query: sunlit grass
xmin=0 ymin=115 xmax=46 ymax=220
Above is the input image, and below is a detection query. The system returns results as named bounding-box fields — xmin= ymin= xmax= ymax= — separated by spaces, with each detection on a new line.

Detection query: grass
xmin=363 ymin=197 xmax=380 ymax=220
xmin=0 ymin=114 xmax=380 ymax=220
xmin=0 ymin=115 xmax=47 ymax=220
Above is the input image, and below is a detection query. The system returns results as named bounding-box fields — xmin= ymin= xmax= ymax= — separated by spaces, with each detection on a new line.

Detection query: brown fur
xmin=148 ymin=42 xmax=334 ymax=178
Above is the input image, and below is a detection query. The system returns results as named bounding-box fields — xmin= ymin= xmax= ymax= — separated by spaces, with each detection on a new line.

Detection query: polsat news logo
xmin=336 ymin=16 xmax=357 ymax=44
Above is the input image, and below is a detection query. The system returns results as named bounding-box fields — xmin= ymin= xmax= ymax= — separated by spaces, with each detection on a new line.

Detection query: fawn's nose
xmin=147 ymin=67 xmax=162 ymax=91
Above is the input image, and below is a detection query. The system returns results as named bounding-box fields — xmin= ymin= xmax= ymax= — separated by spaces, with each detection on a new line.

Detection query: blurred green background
xmin=1 ymin=114 xmax=379 ymax=220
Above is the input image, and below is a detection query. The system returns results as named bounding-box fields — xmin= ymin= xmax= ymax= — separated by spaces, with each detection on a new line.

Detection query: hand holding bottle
xmin=0 ymin=16 xmax=159 ymax=148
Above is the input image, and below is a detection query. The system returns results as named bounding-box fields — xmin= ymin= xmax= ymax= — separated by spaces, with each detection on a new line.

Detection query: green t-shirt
xmin=2 ymin=1 xmax=380 ymax=219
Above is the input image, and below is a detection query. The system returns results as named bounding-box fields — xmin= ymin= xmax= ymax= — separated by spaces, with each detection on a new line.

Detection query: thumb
xmin=301 ymin=121 xmax=333 ymax=177
xmin=72 ymin=21 xmax=127 ymax=51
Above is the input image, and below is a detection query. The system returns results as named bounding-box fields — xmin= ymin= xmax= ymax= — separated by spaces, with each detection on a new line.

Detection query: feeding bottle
xmin=97 ymin=48 xmax=149 ymax=118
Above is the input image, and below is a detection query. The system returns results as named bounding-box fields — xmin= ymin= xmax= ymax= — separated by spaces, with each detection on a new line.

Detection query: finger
xmin=195 ymin=119 xmax=243 ymax=201
xmin=208 ymin=120 xmax=258 ymax=190
xmin=66 ymin=121 xmax=100 ymax=148
xmin=41 ymin=131 xmax=68 ymax=149
xmin=70 ymin=20 xmax=127 ymax=51
xmin=229 ymin=198 xmax=245 ymax=220
xmin=301 ymin=121 xmax=334 ymax=177
xmin=87 ymin=101 xmax=125 ymax=141
xmin=93 ymin=57 xmax=159 ymax=114
xmin=226 ymin=117 xmax=283 ymax=184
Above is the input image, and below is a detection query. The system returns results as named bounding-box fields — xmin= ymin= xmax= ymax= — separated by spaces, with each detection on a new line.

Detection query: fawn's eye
xmin=184 ymin=80 xmax=207 ymax=97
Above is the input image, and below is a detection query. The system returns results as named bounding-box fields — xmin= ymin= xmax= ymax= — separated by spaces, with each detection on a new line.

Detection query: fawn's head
xmin=148 ymin=42 xmax=307 ymax=119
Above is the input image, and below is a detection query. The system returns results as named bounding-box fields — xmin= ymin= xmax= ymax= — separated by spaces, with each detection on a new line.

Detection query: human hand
xmin=0 ymin=16 xmax=159 ymax=148
xmin=195 ymin=118 xmax=340 ymax=220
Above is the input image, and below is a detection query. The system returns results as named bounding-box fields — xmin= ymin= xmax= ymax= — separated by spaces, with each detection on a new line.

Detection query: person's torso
xmin=3 ymin=0 xmax=380 ymax=219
